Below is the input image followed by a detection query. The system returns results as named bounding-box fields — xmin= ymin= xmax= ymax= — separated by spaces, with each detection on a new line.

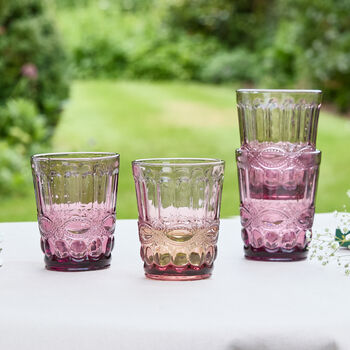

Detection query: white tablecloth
xmin=0 ymin=214 xmax=348 ymax=350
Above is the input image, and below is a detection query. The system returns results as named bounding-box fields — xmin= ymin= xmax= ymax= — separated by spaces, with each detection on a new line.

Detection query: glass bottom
xmin=144 ymin=263 xmax=212 ymax=281
xmin=244 ymin=245 xmax=307 ymax=261
xmin=44 ymin=254 xmax=111 ymax=271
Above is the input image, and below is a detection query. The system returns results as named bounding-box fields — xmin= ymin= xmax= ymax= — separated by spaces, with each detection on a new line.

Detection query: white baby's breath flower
xmin=331 ymin=242 xmax=339 ymax=250
xmin=311 ymin=199 xmax=350 ymax=275
xmin=341 ymin=226 xmax=349 ymax=234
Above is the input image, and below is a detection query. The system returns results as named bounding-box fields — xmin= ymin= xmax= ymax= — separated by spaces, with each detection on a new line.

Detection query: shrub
xmin=165 ymin=0 xmax=273 ymax=48
xmin=0 ymin=0 xmax=70 ymax=131
xmin=0 ymin=141 xmax=30 ymax=195
xmin=277 ymin=0 xmax=350 ymax=111
xmin=56 ymin=3 xmax=129 ymax=79
xmin=127 ymin=35 xmax=220 ymax=81
xmin=55 ymin=0 xmax=155 ymax=12
xmin=200 ymin=49 xmax=258 ymax=84
xmin=165 ymin=0 xmax=350 ymax=110
xmin=72 ymin=36 xmax=128 ymax=79
xmin=0 ymin=98 xmax=48 ymax=195
xmin=0 ymin=0 xmax=70 ymax=195
xmin=56 ymin=3 xmax=221 ymax=81
xmin=0 ymin=98 xmax=47 ymax=152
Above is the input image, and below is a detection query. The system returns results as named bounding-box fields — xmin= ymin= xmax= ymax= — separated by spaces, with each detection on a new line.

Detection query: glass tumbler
xmin=236 ymin=89 xmax=322 ymax=261
xmin=132 ymin=158 xmax=225 ymax=280
xmin=31 ymin=152 xmax=119 ymax=271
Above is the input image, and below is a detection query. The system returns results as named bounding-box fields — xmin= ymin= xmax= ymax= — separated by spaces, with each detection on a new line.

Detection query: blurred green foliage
xmin=0 ymin=98 xmax=46 ymax=149
xmin=55 ymin=1 xmax=220 ymax=81
xmin=0 ymin=0 xmax=70 ymax=129
xmin=166 ymin=0 xmax=350 ymax=111
xmin=165 ymin=0 xmax=274 ymax=48
xmin=0 ymin=98 xmax=48 ymax=194
xmin=0 ymin=0 xmax=70 ymax=194
xmin=55 ymin=0 xmax=350 ymax=111
xmin=279 ymin=0 xmax=350 ymax=111
xmin=200 ymin=49 xmax=259 ymax=84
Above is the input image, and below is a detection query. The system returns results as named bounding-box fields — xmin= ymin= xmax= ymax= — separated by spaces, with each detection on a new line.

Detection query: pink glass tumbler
xmin=236 ymin=89 xmax=322 ymax=261
xmin=132 ymin=158 xmax=225 ymax=280
xmin=31 ymin=152 xmax=119 ymax=271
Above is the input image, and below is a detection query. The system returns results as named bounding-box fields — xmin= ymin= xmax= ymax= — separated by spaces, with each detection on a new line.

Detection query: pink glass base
xmin=244 ymin=245 xmax=307 ymax=261
xmin=144 ymin=263 xmax=212 ymax=281
xmin=44 ymin=255 xmax=111 ymax=271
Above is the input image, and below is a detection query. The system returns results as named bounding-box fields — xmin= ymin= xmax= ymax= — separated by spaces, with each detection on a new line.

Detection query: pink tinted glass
xmin=237 ymin=145 xmax=321 ymax=261
xmin=236 ymin=89 xmax=322 ymax=261
xmin=31 ymin=152 xmax=119 ymax=271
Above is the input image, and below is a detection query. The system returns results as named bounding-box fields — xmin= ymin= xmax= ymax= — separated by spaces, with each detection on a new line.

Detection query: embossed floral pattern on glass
xmin=31 ymin=152 xmax=119 ymax=271
xmin=236 ymin=144 xmax=321 ymax=261
xmin=132 ymin=158 xmax=225 ymax=280
xmin=236 ymin=90 xmax=322 ymax=261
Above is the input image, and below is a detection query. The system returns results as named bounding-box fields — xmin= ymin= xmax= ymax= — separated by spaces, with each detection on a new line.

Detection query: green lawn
xmin=1 ymin=80 xmax=350 ymax=222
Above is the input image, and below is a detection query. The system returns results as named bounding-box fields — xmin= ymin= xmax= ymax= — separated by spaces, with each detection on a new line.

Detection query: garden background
xmin=1 ymin=0 xmax=350 ymax=222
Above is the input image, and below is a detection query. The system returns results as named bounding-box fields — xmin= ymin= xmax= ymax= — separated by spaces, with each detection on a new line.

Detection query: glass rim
xmin=236 ymin=89 xmax=322 ymax=94
xmin=132 ymin=157 xmax=225 ymax=167
xmin=31 ymin=152 xmax=120 ymax=162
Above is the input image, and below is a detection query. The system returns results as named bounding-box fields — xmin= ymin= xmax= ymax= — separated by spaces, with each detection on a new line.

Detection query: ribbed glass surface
xmin=31 ymin=152 xmax=119 ymax=271
xmin=235 ymin=90 xmax=323 ymax=261
xmin=237 ymin=89 xmax=322 ymax=146
xmin=132 ymin=158 xmax=225 ymax=280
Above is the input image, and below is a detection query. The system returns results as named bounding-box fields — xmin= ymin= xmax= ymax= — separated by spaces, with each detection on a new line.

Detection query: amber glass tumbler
xmin=132 ymin=158 xmax=225 ymax=280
